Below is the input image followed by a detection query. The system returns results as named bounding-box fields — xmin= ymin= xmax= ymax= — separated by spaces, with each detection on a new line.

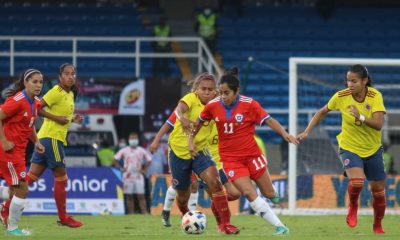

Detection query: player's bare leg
xmin=235 ymin=176 xmax=288 ymax=236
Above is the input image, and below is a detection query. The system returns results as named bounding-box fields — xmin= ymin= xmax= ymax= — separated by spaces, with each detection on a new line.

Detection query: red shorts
xmin=0 ymin=160 xmax=27 ymax=186
xmin=222 ymin=154 xmax=268 ymax=181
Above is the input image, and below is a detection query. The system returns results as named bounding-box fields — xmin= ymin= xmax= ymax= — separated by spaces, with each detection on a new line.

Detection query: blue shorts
xmin=31 ymin=138 xmax=66 ymax=169
xmin=169 ymin=148 xmax=216 ymax=190
xmin=199 ymin=168 xmax=228 ymax=189
xmin=339 ymin=147 xmax=386 ymax=181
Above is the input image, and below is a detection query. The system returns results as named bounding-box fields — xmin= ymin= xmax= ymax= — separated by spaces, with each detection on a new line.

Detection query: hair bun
xmin=227 ymin=67 xmax=239 ymax=77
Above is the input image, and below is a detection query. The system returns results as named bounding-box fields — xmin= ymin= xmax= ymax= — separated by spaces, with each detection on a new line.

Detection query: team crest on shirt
xmin=215 ymin=117 xmax=219 ymax=122
xmin=234 ymin=113 xmax=243 ymax=123
xmin=20 ymin=171 xmax=26 ymax=178
xmin=365 ymin=104 xmax=371 ymax=111
xmin=23 ymin=112 xmax=28 ymax=117
xmin=343 ymin=158 xmax=350 ymax=166
xmin=228 ymin=170 xmax=235 ymax=177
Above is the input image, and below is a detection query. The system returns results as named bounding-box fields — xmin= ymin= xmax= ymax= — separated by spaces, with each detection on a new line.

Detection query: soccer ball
xmin=99 ymin=207 xmax=112 ymax=215
xmin=181 ymin=210 xmax=207 ymax=234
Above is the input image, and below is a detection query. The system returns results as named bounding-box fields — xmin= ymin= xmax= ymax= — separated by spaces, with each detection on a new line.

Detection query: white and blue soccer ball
xmin=181 ymin=210 xmax=207 ymax=234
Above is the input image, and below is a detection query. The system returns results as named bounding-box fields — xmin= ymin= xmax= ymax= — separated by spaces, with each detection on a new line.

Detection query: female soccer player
xmin=150 ymin=110 xmax=241 ymax=227
xmin=297 ymin=64 xmax=387 ymax=234
xmin=0 ymin=69 xmax=44 ymax=236
xmin=189 ymin=67 xmax=298 ymax=236
xmin=168 ymin=72 xmax=239 ymax=234
xmin=28 ymin=63 xmax=84 ymax=228
xmin=150 ymin=113 xmax=200 ymax=227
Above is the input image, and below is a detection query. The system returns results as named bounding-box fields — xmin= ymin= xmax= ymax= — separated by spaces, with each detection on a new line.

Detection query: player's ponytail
xmin=220 ymin=66 xmax=240 ymax=93
xmin=3 ymin=69 xmax=42 ymax=98
xmin=348 ymin=64 xmax=373 ymax=87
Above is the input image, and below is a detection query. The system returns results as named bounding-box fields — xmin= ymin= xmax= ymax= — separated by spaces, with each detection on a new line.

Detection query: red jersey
xmin=200 ymin=95 xmax=269 ymax=160
xmin=0 ymin=91 xmax=41 ymax=160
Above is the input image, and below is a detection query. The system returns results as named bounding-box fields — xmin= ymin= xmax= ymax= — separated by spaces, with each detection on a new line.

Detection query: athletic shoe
xmin=7 ymin=228 xmax=31 ymax=236
xmin=270 ymin=192 xmax=281 ymax=204
xmin=346 ymin=205 xmax=358 ymax=228
xmin=218 ymin=223 xmax=240 ymax=235
xmin=161 ymin=210 xmax=171 ymax=227
xmin=57 ymin=216 xmax=83 ymax=228
xmin=373 ymin=224 xmax=385 ymax=234
xmin=273 ymin=225 xmax=289 ymax=236
xmin=0 ymin=203 xmax=8 ymax=227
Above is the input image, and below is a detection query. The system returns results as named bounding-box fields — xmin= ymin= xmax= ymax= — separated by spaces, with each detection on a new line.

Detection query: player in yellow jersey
xmin=29 ymin=63 xmax=84 ymax=228
xmin=169 ymin=72 xmax=239 ymax=234
xmin=297 ymin=64 xmax=387 ymax=234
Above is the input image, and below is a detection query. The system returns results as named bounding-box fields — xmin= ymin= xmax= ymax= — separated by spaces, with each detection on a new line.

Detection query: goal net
xmin=287 ymin=57 xmax=400 ymax=215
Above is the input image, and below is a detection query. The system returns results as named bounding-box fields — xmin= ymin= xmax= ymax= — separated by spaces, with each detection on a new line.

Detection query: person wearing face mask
xmin=195 ymin=7 xmax=217 ymax=54
xmin=113 ymin=132 xmax=152 ymax=214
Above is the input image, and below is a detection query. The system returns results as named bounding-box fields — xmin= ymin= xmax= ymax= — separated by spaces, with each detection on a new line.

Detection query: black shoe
xmin=161 ymin=210 xmax=171 ymax=227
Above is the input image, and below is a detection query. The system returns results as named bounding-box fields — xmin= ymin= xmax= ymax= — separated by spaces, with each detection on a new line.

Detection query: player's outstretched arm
xmin=265 ymin=117 xmax=299 ymax=145
xmin=297 ymin=105 xmax=330 ymax=141
xmin=150 ymin=123 xmax=172 ymax=153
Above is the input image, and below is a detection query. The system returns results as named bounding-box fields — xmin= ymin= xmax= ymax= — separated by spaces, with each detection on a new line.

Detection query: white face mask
xmin=128 ymin=139 xmax=139 ymax=147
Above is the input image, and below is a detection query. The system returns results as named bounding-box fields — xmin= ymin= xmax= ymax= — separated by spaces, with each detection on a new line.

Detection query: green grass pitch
xmin=1 ymin=215 xmax=399 ymax=239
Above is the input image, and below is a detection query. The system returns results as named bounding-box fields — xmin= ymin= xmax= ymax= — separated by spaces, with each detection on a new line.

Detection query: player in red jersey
xmin=189 ymin=67 xmax=298 ymax=236
xmin=0 ymin=69 xmax=45 ymax=236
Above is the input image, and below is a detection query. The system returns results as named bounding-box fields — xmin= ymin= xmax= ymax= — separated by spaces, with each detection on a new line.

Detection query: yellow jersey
xmin=169 ymin=93 xmax=212 ymax=159
xmin=208 ymin=122 xmax=222 ymax=169
xmin=38 ymin=85 xmax=74 ymax=145
xmin=327 ymin=87 xmax=386 ymax=157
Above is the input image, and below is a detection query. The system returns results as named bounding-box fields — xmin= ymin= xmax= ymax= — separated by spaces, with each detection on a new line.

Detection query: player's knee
xmin=242 ymin=189 xmax=257 ymax=201
xmin=208 ymin=179 xmax=223 ymax=193
xmin=227 ymin=191 xmax=240 ymax=201
xmin=54 ymin=174 xmax=68 ymax=182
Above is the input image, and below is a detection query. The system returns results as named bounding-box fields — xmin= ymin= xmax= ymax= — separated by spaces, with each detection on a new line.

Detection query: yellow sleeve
xmin=327 ymin=92 xmax=339 ymax=111
xmin=180 ymin=93 xmax=195 ymax=109
xmin=42 ymin=87 xmax=59 ymax=107
xmin=371 ymin=92 xmax=386 ymax=113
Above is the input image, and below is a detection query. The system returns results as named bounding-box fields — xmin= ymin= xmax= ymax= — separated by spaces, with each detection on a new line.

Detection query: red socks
xmin=211 ymin=191 xmax=231 ymax=225
xmin=211 ymin=201 xmax=221 ymax=225
xmin=348 ymin=178 xmax=364 ymax=207
xmin=372 ymin=189 xmax=386 ymax=226
xmin=54 ymin=176 xmax=68 ymax=220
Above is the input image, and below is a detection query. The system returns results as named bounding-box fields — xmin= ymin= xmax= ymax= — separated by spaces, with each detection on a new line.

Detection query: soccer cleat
xmin=273 ymin=225 xmax=289 ymax=236
xmin=57 ymin=216 xmax=83 ymax=228
xmin=218 ymin=223 xmax=240 ymax=235
xmin=270 ymin=192 xmax=281 ymax=204
xmin=161 ymin=210 xmax=171 ymax=227
xmin=0 ymin=203 xmax=8 ymax=227
xmin=346 ymin=205 xmax=358 ymax=228
xmin=373 ymin=224 xmax=385 ymax=234
xmin=7 ymin=228 xmax=32 ymax=236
